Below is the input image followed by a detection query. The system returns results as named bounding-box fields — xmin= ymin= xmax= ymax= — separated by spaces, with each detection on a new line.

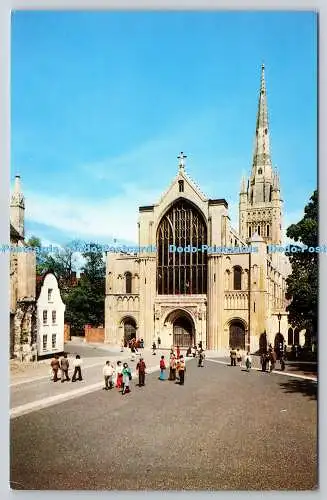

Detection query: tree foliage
xmin=285 ymin=190 xmax=318 ymax=338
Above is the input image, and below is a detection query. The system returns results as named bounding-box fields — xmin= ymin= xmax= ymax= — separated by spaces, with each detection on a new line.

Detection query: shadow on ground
xmin=278 ymin=379 xmax=317 ymax=400
xmin=285 ymin=362 xmax=317 ymax=375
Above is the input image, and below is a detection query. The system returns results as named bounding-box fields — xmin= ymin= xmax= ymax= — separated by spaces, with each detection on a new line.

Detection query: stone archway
xmin=229 ymin=319 xmax=246 ymax=349
xmin=121 ymin=316 xmax=137 ymax=344
xmin=165 ymin=309 xmax=195 ymax=347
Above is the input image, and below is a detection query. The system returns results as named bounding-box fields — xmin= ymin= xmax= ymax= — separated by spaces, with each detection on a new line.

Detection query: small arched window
xmin=248 ymin=226 xmax=252 ymax=238
xmin=233 ymin=266 xmax=242 ymax=290
xmin=258 ymin=168 xmax=262 ymax=175
xmin=294 ymin=328 xmax=300 ymax=346
xmin=266 ymin=224 xmax=270 ymax=237
xmin=288 ymin=328 xmax=293 ymax=346
xmin=258 ymin=225 xmax=261 ymax=236
xmin=125 ymin=272 xmax=132 ymax=294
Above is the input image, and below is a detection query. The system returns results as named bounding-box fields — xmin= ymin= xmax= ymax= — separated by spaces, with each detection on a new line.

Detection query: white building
xmin=36 ymin=272 xmax=65 ymax=357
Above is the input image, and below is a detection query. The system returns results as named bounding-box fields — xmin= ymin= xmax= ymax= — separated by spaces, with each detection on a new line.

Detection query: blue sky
xmin=11 ymin=10 xmax=317 ymax=247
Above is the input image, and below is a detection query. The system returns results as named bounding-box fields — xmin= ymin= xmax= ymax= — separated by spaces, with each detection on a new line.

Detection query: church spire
xmin=251 ymin=63 xmax=272 ymax=177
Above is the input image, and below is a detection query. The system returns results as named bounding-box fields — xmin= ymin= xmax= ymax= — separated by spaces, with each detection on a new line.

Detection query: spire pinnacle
xmin=252 ymin=64 xmax=272 ymax=175
xmin=178 ymin=151 xmax=187 ymax=171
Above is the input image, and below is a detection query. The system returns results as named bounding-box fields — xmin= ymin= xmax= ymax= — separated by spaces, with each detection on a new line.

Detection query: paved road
xmin=10 ymin=359 xmax=317 ymax=491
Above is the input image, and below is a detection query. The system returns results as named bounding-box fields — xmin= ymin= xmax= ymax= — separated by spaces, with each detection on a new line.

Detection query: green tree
xmin=285 ymin=190 xmax=318 ymax=342
xmin=64 ymin=244 xmax=105 ymax=333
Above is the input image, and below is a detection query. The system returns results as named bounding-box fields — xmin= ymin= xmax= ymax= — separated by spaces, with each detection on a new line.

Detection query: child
xmin=122 ymin=362 xmax=132 ymax=394
xmin=159 ymin=355 xmax=166 ymax=381
xmin=115 ymin=360 xmax=123 ymax=389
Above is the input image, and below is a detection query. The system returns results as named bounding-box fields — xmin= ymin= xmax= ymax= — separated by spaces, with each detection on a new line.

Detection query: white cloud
xmin=25 ymin=183 xmax=162 ymax=244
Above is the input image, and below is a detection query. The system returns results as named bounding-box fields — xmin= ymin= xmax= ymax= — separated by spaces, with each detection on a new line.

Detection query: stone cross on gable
xmin=178 ymin=151 xmax=187 ymax=170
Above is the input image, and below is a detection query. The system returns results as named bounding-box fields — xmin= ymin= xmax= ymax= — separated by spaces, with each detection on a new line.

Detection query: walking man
xmin=230 ymin=348 xmax=237 ymax=367
xmin=245 ymin=352 xmax=252 ymax=372
xmin=103 ymin=361 xmax=115 ymax=390
xmin=72 ymin=355 xmax=83 ymax=382
xmin=50 ymin=355 xmax=60 ymax=382
xmin=136 ymin=357 xmax=146 ymax=386
xmin=60 ymin=353 xmax=70 ymax=383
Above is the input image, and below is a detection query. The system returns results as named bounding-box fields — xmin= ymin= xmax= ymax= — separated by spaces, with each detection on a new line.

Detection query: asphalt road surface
xmin=10 ymin=359 xmax=317 ymax=491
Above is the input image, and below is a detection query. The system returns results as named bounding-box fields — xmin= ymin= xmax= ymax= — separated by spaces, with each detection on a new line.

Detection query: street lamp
xmin=277 ymin=313 xmax=282 ymax=334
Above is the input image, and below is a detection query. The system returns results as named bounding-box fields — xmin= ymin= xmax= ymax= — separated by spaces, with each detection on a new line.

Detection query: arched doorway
xmin=165 ymin=309 xmax=195 ymax=347
xmin=229 ymin=320 xmax=245 ymax=349
xmin=122 ymin=317 xmax=137 ymax=344
xmin=173 ymin=316 xmax=194 ymax=347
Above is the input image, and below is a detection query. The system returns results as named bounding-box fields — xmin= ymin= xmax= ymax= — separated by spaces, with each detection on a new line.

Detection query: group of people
xmin=229 ymin=348 xmax=252 ymax=371
xmin=260 ymin=344 xmax=285 ymax=372
xmin=50 ymin=353 xmax=83 ymax=383
xmin=158 ymin=349 xmax=187 ymax=384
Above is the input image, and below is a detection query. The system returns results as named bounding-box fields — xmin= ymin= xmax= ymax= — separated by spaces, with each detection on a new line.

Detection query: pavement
xmin=10 ymin=356 xmax=317 ymax=491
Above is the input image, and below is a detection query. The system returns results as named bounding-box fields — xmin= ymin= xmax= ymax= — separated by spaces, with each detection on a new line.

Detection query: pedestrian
xmin=230 ymin=348 xmax=237 ymax=367
xmin=115 ymin=360 xmax=123 ymax=389
xmin=72 ymin=355 xmax=83 ymax=382
xmin=136 ymin=357 xmax=146 ymax=387
xmin=120 ymin=339 xmax=124 ymax=352
xmin=140 ymin=338 xmax=144 ymax=349
xmin=260 ymin=352 xmax=267 ymax=372
xmin=159 ymin=355 xmax=166 ymax=380
xmin=269 ymin=349 xmax=277 ymax=372
xmin=122 ymin=362 xmax=132 ymax=394
xmin=103 ymin=361 xmax=115 ymax=390
xmin=152 ymin=341 xmax=157 ymax=355
xmin=236 ymin=348 xmax=242 ymax=368
xmin=191 ymin=345 xmax=196 ymax=358
xmin=176 ymin=345 xmax=180 ymax=359
xmin=198 ymin=349 xmax=205 ymax=367
xmin=169 ymin=354 xmax=177 ymax=381
xmin=50 ymin=355 xmax=60 ymax=382
xmin=157 ymin=336 xmax=161 ymax=349
xmin=177 ymin=355 xmax=186 ymax=385
xmin=245 ymin=352 xmax=252 ymax=372
xmin=60 ymin=353 xmax=70 ymax=383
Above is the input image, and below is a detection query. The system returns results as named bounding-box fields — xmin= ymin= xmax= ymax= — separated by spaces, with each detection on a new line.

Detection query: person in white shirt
xmin=71 ymin=355 xmax=83 ymax=382
xmin=103 ymin=361 xmax=115 ymax=390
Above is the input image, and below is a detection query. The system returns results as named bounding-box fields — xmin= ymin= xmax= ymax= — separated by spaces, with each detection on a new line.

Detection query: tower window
xmin=233 ymin=266 xmax=242 ymax=290
xmin=264 ymin=128 xmax=268 ymax=135
xmin=178 ymin=180 xmax=184 ymax=193
xmin=258 ymin=226 xmax=261 ymax=236
xmin=248 ymin=226 xmax=252 ymax=238
xmin=267 ymin=225 xmax=270 ymax=237
xmin=125 ymin=272 xmax=132 ymax=294
xmin=258 ymin=168 xmax=262 ymax=175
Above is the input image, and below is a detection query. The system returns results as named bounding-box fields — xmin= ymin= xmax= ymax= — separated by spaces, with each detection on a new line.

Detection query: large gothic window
xmin=156 ymin=199 xmax=207 ymax=295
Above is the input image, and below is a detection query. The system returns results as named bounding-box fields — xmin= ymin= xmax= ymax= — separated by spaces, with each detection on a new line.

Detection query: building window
xmin=156 ymin=198 xmax=207 ymax=295
xmin=258 ymin=168 xmax=262 ymax=175
xmin=248 ymin=226 xmax=252 ymax=238
xmin=233 ymin=266 xmax=242 ymax=290
xmin=52 ymin=310 xmax=56 ymax=324
xmin=254 ymin=302 xmax=256 ymax=312
xmin=52 ymin=334 xmax=56 ymax=349
xmin=288 ymin=328 xmax=293 ymax=346
xmin=43 ymin=310 xmax=48 ymax=325
xmin=125 ymin=272 xmax=132 ymax=294
xmin=178 ymin=180 xmax=184 ymax=192
xmin=294 ymin=328 xmax=300 ymax=345
xmin=267 ymin=224 xmax=270 ymax=237
xmin=48 ymin=289 xmax=53 ymax=301
xmin=258 ymin=225 xmax=261 ymax=236
xmin=42 ymin=335 xmax=47 ymax=351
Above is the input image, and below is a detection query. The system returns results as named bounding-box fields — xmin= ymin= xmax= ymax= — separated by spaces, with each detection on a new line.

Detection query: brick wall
xmin=64 ymin=324 xmax=71 ymax=342
xmin=85 ymin=325 xmax=105 ymax=343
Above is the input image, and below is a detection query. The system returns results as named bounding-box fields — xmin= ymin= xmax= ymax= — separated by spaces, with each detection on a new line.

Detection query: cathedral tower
xmin=10 ymin=175 xmax=25 ymax=238
xmin=239 ymin=64 xmax=283 ymax=245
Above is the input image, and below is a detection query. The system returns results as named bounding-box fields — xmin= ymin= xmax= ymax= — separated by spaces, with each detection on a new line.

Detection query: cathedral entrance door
xmin=122 ymin=317 xmax=137 ymax=344
xmin=229 ymin=320 xmax=245 ymax=349
xmin=173 ymin=316 xmax=194 ymax=347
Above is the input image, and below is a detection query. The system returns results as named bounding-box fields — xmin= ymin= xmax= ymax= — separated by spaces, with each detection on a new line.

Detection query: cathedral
xmin=105 ymin=65 xmax=293 ymax=353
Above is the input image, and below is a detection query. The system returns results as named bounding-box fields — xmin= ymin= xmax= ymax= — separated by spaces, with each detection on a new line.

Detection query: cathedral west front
xmin=105 ymin=65 xmax=293 ymax=353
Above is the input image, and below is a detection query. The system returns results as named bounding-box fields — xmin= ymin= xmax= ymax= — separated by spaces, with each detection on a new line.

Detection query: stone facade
xmin=105 ymin=66 xmax=297 ymax=353
xmin=10 ymin=176 xmax=37 ymax=361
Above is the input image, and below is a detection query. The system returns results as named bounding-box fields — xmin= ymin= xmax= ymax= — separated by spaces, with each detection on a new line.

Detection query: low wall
xmin=84 ymin=325 xmax=105 ymax=343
